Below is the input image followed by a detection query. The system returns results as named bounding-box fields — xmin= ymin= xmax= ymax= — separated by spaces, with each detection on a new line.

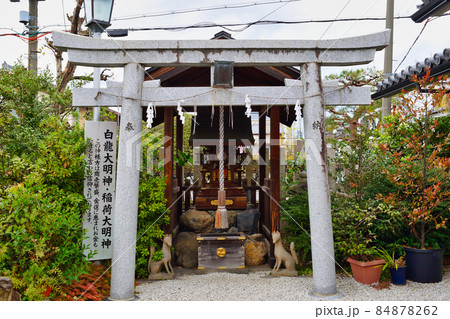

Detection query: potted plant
xmin=333 ymin=200 xmax=386 ymax=284
xmin=346 ymin=256 xmax=386 ymax=285
xmin=378 ymin=72 xmax=449 ymax=283
xmin=375 ymin=247 xmax=406 ymax=285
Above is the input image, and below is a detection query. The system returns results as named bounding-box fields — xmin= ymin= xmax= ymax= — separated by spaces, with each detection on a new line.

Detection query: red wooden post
xmin=251 ymin=179 xmax=256 ymax=206
xmin=164 ymin=107 xmax=175 ymax=232
xmin=270 ymin=105 xmax=280 ymax=233
xmin=258 ymin=108 xmax=266 ymax=212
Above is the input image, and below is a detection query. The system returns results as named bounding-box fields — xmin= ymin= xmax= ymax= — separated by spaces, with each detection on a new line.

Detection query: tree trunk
xmin=58 ymin=63 xmax=77 ymax=92
xmin=357 ymin=137 xmax=363 ymax=207
xmin=420 ymin=223 xmax=425 ymax=249
xmin=420 ymin=100 xmax=429 ymax=249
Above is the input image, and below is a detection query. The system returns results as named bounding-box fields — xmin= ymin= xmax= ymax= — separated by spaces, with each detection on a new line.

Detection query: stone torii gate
xmin=53 ymin=30 xmax=389 ymax=300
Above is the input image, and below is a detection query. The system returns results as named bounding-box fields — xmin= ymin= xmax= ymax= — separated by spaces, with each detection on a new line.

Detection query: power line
xmin=1 ymin=13 xmax=448 ymax=38
xmin=111 ymin=0 xmax=302 ymax=22
xmin=394 ymin=18 xmax=430 ymax=73
xmin=0 ymin=32 xmax=51 ymax=41
xmin=319 ymin=0 xmax=352 ymax=39
xmin=125 ymin=15 xmax=437 ymax=32
xmin=232 ymin=0 xmax=297 ymax=34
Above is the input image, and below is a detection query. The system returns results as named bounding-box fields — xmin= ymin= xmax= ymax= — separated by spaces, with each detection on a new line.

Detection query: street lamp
xmin=84 ymin=0 xmax=114 ymax=33
xmin=84 ymin=0 xmax=114 ymax=121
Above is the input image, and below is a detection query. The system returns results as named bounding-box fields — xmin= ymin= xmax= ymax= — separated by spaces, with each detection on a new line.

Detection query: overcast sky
xmin=1 ymin=0 xmax=449 ymax=80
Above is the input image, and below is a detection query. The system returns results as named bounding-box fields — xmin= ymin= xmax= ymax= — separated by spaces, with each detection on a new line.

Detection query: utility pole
xmin=382 ymin=0 xmax=394 ymax=118
xmin=28 ymin=0 xmax=38 ymax=73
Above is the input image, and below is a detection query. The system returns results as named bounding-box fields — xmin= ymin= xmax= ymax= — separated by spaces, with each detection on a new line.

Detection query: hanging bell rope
xmin=219 ymin=105 xmax=225 ymax=195
xmin=215 ymin=104 xmax=228 ymax=229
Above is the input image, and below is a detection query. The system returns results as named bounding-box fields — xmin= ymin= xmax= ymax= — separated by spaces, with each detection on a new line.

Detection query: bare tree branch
xmin=57 ymin=0 xmax=85 ymax=92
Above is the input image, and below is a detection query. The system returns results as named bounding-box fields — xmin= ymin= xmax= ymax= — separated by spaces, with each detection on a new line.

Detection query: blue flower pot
xmin=389 ymin=266 xmax=406 ymax=285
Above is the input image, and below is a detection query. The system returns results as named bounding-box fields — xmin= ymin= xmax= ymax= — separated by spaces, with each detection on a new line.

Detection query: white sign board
xmin=83 ymin=121 xmax=117 ymax=260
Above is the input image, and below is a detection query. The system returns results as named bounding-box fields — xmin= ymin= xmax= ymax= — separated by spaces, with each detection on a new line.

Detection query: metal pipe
xmin=382 ymin=0 xmax=395 ymax=117
xmin=93 ymin=32 xmax=101 ymax=121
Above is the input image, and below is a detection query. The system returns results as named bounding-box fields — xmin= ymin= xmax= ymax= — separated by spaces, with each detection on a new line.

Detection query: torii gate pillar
xmin=302 ymin=62 xmax=338 ymax=297
xmin=110 ymin=63 xmax=145 ymax=300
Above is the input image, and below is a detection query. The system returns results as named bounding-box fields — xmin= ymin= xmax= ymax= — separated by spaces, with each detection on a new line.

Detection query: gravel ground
xmin=136 ymin=267 xmax=450 ymax=301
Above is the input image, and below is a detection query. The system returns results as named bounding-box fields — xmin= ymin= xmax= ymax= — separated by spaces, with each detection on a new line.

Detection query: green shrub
xmin=331 ymin=196 xmax=377 ymax=262
xmin=0 ymin=118 xmax=89 ymax=300
xmin=282 ymin=155 xmax=306 ymax=193
xmin=0 ymin=65 xmax=90 ymax=300
xmin=134 ymin=138 xmax=169 ymax=279
xmin=280 ymin=190 xmax=311 ymax=266
xmin=331 ymin=192 xmax=405 ymax=263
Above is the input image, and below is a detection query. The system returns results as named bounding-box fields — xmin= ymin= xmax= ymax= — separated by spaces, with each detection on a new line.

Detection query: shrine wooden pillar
xmin=176 ymin=116 xmax=184 ymax=222
xmin=270 ymin=105 xmax=280 ymax=233
xmin=258 ymin=107 xmax=266 ymax=213
xmin=164 ymin=107 xmax=175 ymax=232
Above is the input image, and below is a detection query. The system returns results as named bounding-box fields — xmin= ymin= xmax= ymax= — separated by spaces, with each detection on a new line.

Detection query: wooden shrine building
xmin=144 ymin=32 xmax=302 ymax=256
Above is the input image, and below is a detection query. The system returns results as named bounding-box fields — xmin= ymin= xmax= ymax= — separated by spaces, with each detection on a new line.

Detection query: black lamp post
xmin=84 ymin=0 xmax=114 ymax=34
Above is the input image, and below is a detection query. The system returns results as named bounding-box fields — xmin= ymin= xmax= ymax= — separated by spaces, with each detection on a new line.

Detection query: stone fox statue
xmin=272 ymin=231 xmax=299 ymax=272
xmin=148 ymin=234 xmax=173 ymax=275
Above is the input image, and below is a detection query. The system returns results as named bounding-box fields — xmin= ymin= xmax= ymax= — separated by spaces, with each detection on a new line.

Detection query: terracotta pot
xmin=347 ymin=257 xmax=386 ymax=284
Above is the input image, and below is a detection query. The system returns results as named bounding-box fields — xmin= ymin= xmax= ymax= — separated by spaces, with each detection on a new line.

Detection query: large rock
xmin=0 ymin=277 xmax=20 ymax=301
xmin=180 ymin=209 xmax=214 ymax=233
xmin=226 ymin=210 xmax=237 ymax=227
xmin=236 ymin=208 xmax=261 ymax=234
xmin=244 ymin=239 xmax=267 ymax=267
xmin=173 ymin=232 xmax=198 ymax=269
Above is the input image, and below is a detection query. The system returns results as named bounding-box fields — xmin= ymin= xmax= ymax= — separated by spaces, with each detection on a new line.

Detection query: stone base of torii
xmin=53 ymin=30 xmax=389 ymax=300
